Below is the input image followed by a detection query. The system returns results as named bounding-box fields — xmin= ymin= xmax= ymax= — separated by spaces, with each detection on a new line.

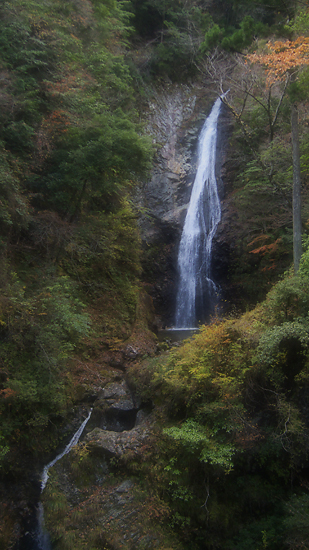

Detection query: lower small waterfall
xmin=41 ymin=409 xmax=92 ymax=492
xmin=36 ymin=503 xmax=51 ymax=550
xmin=34 ymin=409 xmax=92 ymax=550
xmin=175 ymin=96 xmax=224 ymax=329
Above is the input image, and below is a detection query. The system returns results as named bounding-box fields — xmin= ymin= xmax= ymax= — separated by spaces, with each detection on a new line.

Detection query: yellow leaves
xmin=162 ymin=320 xmax=250 ymax=398
xmin=246 ymin=36 xmax=309 ymax=84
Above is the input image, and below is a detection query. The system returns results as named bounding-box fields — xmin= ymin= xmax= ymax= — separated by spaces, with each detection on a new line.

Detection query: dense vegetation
xmin=1 ymin=0 xmax=309 ymax=548
xmin=0 ymin=0 xmax=152 ymax=467
xmin=126 ymin=259 xmax=309 ymax=549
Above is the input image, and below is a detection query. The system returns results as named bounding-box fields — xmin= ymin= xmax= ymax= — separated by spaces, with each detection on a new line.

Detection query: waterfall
xmin=36 ymin=409 xmax=92 ymax=550
xmin=175 ymin=97 xmax=223 ymax=329
xmin=41 ymin=409 xmax=92 ymax=491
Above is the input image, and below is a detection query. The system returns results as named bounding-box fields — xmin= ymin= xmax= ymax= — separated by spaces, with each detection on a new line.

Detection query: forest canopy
xmin=2 ymin=1 xmax=309 ymax=549
xmin=0 ymin=0 xmax=152 ymax=464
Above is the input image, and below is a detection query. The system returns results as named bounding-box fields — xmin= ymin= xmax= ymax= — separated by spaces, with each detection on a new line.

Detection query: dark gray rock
xmin=91 ymin=380 xmax=138 ymax=432
xmin=94 ymin=381 xmax=134 ymax=409
xmin=85 ymin=413 xmax=153 ymax=458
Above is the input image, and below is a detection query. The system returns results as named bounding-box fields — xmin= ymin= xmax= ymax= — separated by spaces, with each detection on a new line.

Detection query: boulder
xmin=94 ymin=380 xmax=135 ymax=411
xmin=85 ymin=413 xmax=153 ymax=459
xmin=91 ymin=380 xmax=138 ymax=432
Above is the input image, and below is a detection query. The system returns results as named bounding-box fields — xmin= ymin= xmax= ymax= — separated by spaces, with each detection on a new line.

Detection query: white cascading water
xmin=36 ymin=409 xmax=92 ymax=550
xmin=175 ymin=97 xmax=223 ymax=329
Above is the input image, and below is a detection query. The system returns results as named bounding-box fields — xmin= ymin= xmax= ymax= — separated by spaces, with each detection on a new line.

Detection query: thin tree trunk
xmin=69 ymin=181 xmax=87 ymax=223
xmin=291 ymin=102 xmax=302 ymax=272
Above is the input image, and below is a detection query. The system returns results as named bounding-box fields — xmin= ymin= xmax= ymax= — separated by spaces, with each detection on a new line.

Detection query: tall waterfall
xmin=175 ymin=97 xmax=223 ymax=329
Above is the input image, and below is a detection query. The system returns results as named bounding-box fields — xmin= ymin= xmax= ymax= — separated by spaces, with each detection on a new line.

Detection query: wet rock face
xmin=137 ymin=84 xmax=202 ymax=243
xmin=90 ymin=380 xmax=140 ymax=432
xmin=138 ymin=84 xmax=232 ymax=326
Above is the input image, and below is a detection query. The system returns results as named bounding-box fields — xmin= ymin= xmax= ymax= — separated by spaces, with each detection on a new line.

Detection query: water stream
xmin=41 ymin=409 xmax=92 ymax=491
xmin=18 ymin=410 xmax=93 ymax=550
xmin=36 ymin=409 xmax=92 ymax=549
xmin=175 ymin=97 xmax=224 ymax=329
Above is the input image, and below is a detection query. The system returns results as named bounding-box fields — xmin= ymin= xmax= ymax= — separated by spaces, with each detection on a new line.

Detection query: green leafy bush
xmin=0 ymin=273 xmax=90 ymax=462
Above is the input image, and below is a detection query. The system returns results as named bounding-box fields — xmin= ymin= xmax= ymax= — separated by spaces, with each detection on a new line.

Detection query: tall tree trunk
xmin=69 ymin=180 xmax=87 ymax=223
xmin=291 ymin=102 xmax=302 ymax=273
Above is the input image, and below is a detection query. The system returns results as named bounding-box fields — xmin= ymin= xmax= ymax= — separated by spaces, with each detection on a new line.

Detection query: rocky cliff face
xmin=137 ymin=81 xmax=232 ymax=327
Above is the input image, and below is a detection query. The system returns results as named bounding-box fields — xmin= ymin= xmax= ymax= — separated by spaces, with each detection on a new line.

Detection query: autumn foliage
xmin=247 ymin=36 xmax=309 ymax=83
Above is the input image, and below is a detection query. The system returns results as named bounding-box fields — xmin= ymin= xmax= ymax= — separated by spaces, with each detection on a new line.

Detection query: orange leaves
xmin=248 ymin=236 xmax=282 ymax=256
xmin=143 ymin=495 xmax=171 ymax=522
xmin=247 ymin=235 xmax=282 ymax=274
xmin=0 ymin=387 xmax=17 ymax=400
xmin=45 ymin=70 xmax=95 ymax=98
xmin=247 ymin=36 xmax=309 ymax=84
xmin=43 ymin=109 xmax=71 ymax=133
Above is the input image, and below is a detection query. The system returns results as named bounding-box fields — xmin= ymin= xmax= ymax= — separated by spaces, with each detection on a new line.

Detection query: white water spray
xmin=41 ymin=409 xmax=92 ymax=491
xmin=37 ymin=409 xmax=92 ymax=550
xmin=175 ymin=97 xmax=224 ymax=329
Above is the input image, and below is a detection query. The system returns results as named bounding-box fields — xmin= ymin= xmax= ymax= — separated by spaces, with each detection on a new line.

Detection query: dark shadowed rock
xmin=90 ymin=380 xmax=138 ymax=432
xmin=85 ymin=412 xmax=154 ymax=458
